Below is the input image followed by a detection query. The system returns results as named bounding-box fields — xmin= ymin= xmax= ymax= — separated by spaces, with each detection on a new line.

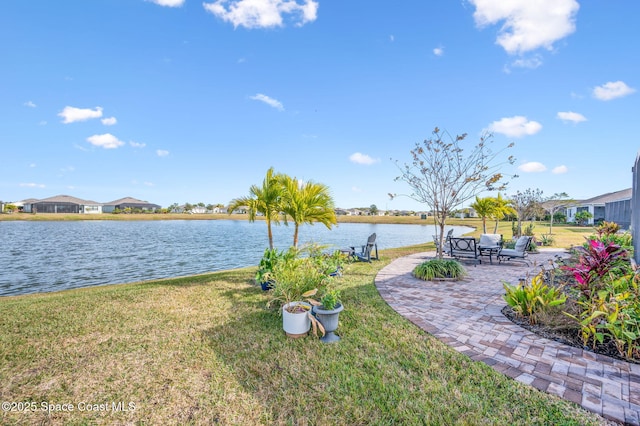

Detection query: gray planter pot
xmin=313 ymin=303 xmax=344 ymax=343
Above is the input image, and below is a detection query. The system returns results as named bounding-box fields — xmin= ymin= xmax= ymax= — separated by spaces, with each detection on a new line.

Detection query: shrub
xmin=539 ymin=233 xmax=555 ymax=247
xmin=574 ymin=210 xmax=593 ymax=226
xmin=503 ymin=273 xmax=567 ymax=324
xmin=565 ymin=274 xmax=640 ymax=357
xmin=562 ymin=239 xmax=632 ymax=298
xmin=413 ymin=259 xmax=466 ymax=281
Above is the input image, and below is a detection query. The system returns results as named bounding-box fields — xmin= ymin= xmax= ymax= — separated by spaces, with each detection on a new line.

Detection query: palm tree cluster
xmin=227 ymin=167 xmax=337 ymax=249
xmin=470 ymin=194 xmax=516 ymax=234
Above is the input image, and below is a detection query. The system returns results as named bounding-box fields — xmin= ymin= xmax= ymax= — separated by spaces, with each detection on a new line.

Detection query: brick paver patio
xmin=375 ymin=249 xmax=640 ymax=425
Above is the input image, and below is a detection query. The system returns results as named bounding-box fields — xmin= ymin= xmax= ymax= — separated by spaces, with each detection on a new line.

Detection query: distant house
xmin=566 ymin=188 xmax=632 ymax=226
xmin=212 ymin=206 xmax=227 ymax=214
xmin=102 ymin=197 xmax=160 ymax=213
xmin=20 ymin=195 xmax=103 ymax=214
xmin=230 ymin=206 xmax=248 ymax=214
xmin=189 ymin=206 xmax=207 ymax=214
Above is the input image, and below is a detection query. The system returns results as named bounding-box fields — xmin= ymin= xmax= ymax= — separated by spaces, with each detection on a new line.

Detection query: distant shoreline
xmin=0 ymin=212 xmax=450 ymax=226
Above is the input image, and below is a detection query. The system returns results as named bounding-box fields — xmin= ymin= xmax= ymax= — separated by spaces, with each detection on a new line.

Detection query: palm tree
xmin=470 ymin=196 xmax=496 ymax=234
xmin=279 ymin=175 xmax=337 ymax=247
xmin=491 ymin=193 xmax=516 ymax=233
xmin=227 ymin=167 xmax=283 ymax=249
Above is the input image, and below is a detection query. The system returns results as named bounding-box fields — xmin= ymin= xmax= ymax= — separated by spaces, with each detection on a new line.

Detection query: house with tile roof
xmin=22 ymin=195 xmax=103 ymax=214
xmin=102 ymin=197 xmax=160 ymax=213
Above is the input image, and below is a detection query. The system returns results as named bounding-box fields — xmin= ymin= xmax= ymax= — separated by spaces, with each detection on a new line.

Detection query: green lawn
xmin=0 ymin=223 xmax=609 ymax=425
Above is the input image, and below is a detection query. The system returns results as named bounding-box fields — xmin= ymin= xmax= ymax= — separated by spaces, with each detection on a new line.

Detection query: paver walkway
xmin=375 ymin=249 xmax=640 ymax=425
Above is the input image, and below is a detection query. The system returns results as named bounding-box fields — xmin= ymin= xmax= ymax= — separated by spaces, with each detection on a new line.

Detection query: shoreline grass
xmin=0 ymin=224 xmax=609 ymax=425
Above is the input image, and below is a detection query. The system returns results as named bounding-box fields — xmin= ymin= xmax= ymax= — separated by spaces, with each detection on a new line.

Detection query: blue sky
xmin=1 ymin=0 xmax=638 ymax=211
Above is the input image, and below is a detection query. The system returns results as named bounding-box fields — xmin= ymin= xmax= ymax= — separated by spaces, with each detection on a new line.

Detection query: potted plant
xmin=267 ymin=256 xmax=330 ymax=338
xmin=309 ymin=288 xmax=344 ymax=343
xmin=303 ymin=244 xmax=349 ymax=277
xmin=255 ymin=248 xmax=294 ymax=291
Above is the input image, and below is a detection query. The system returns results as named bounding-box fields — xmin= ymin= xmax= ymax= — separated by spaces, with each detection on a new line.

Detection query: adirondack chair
xmin=348 ymin=233 xmax=378 ymax=262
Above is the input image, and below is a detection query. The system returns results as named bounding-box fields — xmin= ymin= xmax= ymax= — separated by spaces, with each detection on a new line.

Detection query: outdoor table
xmin=478 ymin=245 xmax=501 ymax=264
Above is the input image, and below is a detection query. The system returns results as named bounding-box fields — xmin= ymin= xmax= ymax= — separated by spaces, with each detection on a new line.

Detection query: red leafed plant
xmin=563 ymin=239 xmax=631 ymax=297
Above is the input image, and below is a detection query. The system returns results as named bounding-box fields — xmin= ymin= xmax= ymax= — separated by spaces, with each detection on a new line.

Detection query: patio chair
xmin=448 ymin=237 xmax=481 ymax=265
xmin=478 ymin=234 xmax=503 ymax=264
xmin=433 ymin=229 xmax=453 ymax=254
xmin=346 ymin=233 xmax=378 ymax=262
xmin=497 ymin=236 xmax=533 ymax=265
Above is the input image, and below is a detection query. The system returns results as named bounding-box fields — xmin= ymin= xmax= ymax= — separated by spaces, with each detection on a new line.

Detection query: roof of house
xmin=35 ymin=194 xmax=102 ymax=205
xmin=580 ymin=188 xmax=632 ymax=205
xmin=103 ymin=197 xmax=160 ymax=208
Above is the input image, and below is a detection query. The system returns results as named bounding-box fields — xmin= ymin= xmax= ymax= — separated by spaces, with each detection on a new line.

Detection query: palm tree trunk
xmin=293 ymin=224 xmax=300 ymax=247
xmin=267 ymin=220 xmax=274 ymax=249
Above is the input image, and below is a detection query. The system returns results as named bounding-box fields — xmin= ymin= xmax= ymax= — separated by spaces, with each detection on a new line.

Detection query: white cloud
xmin=59 ymin=106 xmax=103 ymax=124
xmin=101 ymin=117 xmax=117 ymax=126
xmin=433 ymin=47 xmax=444 ymax=56
xmin=470 ymin=0 xmax=579 ymax=55
xmin=203 ymin=0 xmax=318 ymax=29
xmin=390 ymin=35 xmax=395 ymax=42
xmin=552 ymin=165 xmax=568 ymax=174
xmin=349 ymin=152 xmax=380 ymax=165
xmin=351 ymin=186 xmax=362 ymax=193
xmin=518 ymin=162 xmax=547 ymax=173
xmin=148 ymin=0 xmax=185 ymax=6
xmin=592 ymin=81 xmax=636 ymax=101
xmin=508 ymin=55 xmax=542 ymax=70
xmin=557 ymin=111 xmax=587 ymax=123
xmin=19 ymin=182 xmax=46 ymax=188
xmin=144 ymin=182 xmax=155 ymax=187
xmin=250 ymin=93 xmax=284 ymax=111
xmin=157 ymin=149 xmax=170 ymax=157
xmin=24 ymin=101 xmax=36 ymax=108
xmin=86 ymin=133 xmax=125 ymax=149
xmin=487 ymin=116 xmax=542 ymax=138
xmin=130 ymin=141 xmax=146 ymax=148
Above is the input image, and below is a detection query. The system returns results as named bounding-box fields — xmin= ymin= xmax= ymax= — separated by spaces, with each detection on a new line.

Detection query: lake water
xmin=0 ymin=220 xmax=472 ymax=297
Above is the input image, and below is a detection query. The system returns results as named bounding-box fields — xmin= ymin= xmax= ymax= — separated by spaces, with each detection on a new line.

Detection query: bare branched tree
xmin=544 ymin=192 xmax=575 ymax=234
xmin=509 ymin=188 xmax=544 ymax=237
xmin=391 ymin=127 xmax=516 ymax=258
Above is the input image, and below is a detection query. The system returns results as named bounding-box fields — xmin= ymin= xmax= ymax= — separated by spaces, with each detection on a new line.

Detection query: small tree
xmin=228 ymin=167 xmax=284 ymax=250
xmin=544 ymin=192 xmax=574 ymax=234
xmin=279 ymin=175 xmax=337 ymax=248
xmin=392 ymin=127 xmax=516 ymax=258
xmin=575 ymin=210 xmax=593 ymax=226
xmin=509 ymin=188 xmax=543 ymax=237
xmin=369 ymin=204 xmax=378 ymax=216
xmin=470 ymin=196 xmax=496 ymax=234
xmin=491 ymin=193 xmax=516 ymax=233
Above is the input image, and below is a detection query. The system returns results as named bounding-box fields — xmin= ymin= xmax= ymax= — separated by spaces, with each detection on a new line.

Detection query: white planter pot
xmin=282 ymin=302 xmax=311 ymax=338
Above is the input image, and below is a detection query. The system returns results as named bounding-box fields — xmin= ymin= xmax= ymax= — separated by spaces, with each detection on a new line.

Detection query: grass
xmin=0 ymin=222 xmax=610 ymax=425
